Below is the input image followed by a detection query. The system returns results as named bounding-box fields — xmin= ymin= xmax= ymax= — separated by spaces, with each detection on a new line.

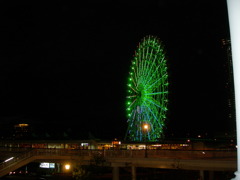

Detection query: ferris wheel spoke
xmin=143 ymin=63 xmax=162 ymax=86
xmin=145 ymin=98 xmax=167 ymax=111
xmin=142 ymin=46 xmax=150 ymax=78
xmin=132 ymin=67 xmax=140 ymax=87
xmin=149 ymin=111 xmax=164 ymax=130
xmin=145 ymin=74 xmax=167 ymax=91
xmin=145 ymin=112 xmax=156 ymax=134
xmin=140 ymin=50 xmax=146 ymax=80
xmin=128 ymin=108 xmax=137 ymax=124
xmin=126 ymin=98 xmax=137 ymax=110
xmin=147 ymin=49 xmax=154 ymax=71
xmin=142 ymin=48 xmax=154 ymax=78
xmin=149 ymin=61 xmax=167 ymax=84
xmin=143 ymin=57 xmax=166 ymax=85
xmin=145 ymin=91 xmax=168 ymax=96
xmin=142 ymin=55 xmax=158 ymax=84
xmin=135 ymin=66 xmax=141 ymax=86
xmin=137 ymin=48 xmax=143 ymax=80
xmin=141 ymin=41 xmax=152 ymax=80
xmin=134 ymin=51 xmax=140 ymax=82
xmin=130 ymin=73 xmax=138 ymax=89
xmin=134 ymin=58 xmax=139 ymax=82
xmin=143 ymin=102 xmax=163 ymax=129
xmin=128 ymin=84 xmax=138 ymax=93
xmin=126 ymin=95 xmax=137 ymax=98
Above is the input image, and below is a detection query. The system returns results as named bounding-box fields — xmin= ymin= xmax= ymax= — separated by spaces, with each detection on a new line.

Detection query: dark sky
xmin=0 ymin=1 xmax=232 ymax=140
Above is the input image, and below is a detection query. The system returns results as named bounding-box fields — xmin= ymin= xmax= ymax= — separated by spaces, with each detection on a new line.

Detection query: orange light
xmin=143 ymin=124 xmax=149 ymax=130
xmin=65 ymin=164 xmax=70 ymax=170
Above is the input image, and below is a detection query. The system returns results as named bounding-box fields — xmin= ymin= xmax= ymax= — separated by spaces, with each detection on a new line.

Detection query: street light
xmin=142 ymin=122 xmax=150 ymax=140
xmin=142 ymin=123 xmax=150 ymax=158
xmin=143 ymin=124 xmax=149 ymax=131
xmin=64 ymin=164 xmax=71 ymax=170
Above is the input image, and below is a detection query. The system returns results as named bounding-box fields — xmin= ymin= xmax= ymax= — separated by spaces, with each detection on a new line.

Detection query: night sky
xmin=0 ymin=1 xmax=233 ymax=140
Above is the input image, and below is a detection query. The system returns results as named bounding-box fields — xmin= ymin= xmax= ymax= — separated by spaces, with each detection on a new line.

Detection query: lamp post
xmin=142 ymin=123 xmax=150 ymax=158
xmin=226 ymin=0 xmax=240 ymax=179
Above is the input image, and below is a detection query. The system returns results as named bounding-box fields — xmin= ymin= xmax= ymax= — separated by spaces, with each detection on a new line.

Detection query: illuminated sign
xmin=49 ymin=163 xmax=55 ymax=168
xmin=39 ymin=162 xmax=55 ymax=168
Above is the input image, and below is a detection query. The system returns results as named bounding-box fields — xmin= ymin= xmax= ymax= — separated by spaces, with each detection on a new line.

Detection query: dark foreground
xmin=0 ymin=169 xmax=235 ymax=180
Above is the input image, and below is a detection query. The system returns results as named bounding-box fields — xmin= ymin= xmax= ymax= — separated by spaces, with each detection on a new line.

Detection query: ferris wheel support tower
xmin=227 ymin=0 xmax=240 ymax=179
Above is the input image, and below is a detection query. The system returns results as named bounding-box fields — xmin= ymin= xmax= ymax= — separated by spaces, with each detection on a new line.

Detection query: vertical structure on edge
xmin=221 ymin=39 xmax=236 ymax=133
xmin=227 ymin=0 xmax=240 ymax=179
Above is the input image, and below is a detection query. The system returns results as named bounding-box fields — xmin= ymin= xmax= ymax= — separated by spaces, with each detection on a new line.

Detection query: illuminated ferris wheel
xmin=125 ymin=35 xmax=169 ymax=142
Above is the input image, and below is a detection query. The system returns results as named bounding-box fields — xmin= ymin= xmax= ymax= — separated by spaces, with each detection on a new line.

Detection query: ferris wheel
xmin=125 ymin=35 xmax=169 ymax=142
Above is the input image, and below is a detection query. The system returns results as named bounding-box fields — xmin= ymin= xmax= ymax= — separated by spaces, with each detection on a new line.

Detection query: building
xmin=13 ymin=124 xmax=31 ymax=139
xmin=221 ymin=39 xmax=236 ymax=134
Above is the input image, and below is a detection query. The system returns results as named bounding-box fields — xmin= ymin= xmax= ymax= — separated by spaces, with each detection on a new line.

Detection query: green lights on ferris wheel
xmin=125 ymin=35 xmax=169 ymax=142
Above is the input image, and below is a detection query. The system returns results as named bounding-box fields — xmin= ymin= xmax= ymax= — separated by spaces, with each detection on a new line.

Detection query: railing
xmin=104 ymin=149 xmax=237 ymax=159
xmin=0 ymin=148 xmax=237 ymax=161
xmin=33 ymin=148 xmax=237 ymax=160
xmin=0 ymin=149 xmax=237 ymax=173
xmin=0 ymin=149 xmax=35 ymax=170
xmin=0 ymin=149 xmax=103 ymax=171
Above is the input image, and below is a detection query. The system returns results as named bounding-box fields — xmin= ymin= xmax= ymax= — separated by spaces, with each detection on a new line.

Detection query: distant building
xmin=13 ymin=123 xmax=31 ymax=139
xmin=221 ymin=39 xmax=236 ymax=132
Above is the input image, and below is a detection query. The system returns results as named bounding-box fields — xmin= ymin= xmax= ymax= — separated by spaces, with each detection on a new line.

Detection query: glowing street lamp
xmin=64 ymin=164 xmax=71 ymax=170
xmin=142 ymin=123 xmax=150 ymax=157
xmin=142 ymin=123 xmax=151 ymax=138
xmin=143 ymin=124 xmax=149 ymax=131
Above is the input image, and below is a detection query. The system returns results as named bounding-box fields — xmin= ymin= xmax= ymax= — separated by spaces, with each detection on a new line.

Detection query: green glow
xmin=125 ymin=35 xmax=169 ymax=142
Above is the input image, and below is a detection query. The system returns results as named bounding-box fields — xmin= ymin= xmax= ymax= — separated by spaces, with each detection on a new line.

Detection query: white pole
xmin=227 ymin=0 xmax=240 ymax=179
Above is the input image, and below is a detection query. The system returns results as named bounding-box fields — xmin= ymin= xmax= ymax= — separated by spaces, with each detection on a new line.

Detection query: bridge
xmin=0 ymin=148 xmax=237 ymax=180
